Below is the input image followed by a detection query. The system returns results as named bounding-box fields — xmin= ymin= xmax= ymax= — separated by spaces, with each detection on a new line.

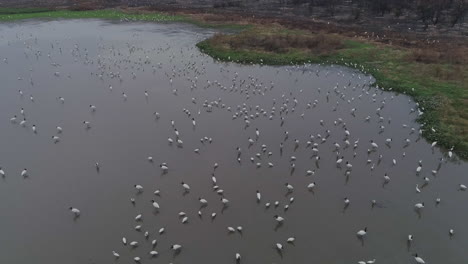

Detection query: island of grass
xmin=1 ymin=7 xmax=466 ymax=159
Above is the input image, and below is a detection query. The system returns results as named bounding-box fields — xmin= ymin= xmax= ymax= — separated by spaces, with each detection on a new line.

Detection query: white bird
xmin=171 ymin=244 xmax=182 ymax=251
xmin=160 ymin=164 xmax=169 ymax=172
xmin=199 ymin=198 xmax=208 ymax=206
xmin=235 ymin=253 xmax=241 ymax=262
xmin=276 ymin=243 xmax=283 ymax=251
xmin=416 ymin=184 xmax=421 ymax=193
xmin=414 ymin=203 xmax=425 ymax=210
xmin=344 ymin=197 xmax=350 ymax=205
xmin=383 ymin=174 xmax=390 ymax=183
xmin=151 ymin=200 xmax=160 ymax=209
xmin=287 ymin=237 xmax=295 ymax=243
xmin=21 ymin=169 xmax=28 ymax=177
xmin=130 ymin=241 xmax=138 ymax=247
xmin=134 ymin=184 xmax=143 ymax=192
xmin=181 ymin=182 xmax=190 ymax=191
xmin=56 ymin=126 xmax=63 ymax=133
xmin=112 ymin=251 xmax=120 ymax=258
xmin=336 ymin=157 xmax=343 ymax=165
xmin=460 ymin=184 xmax=467 ymax=191
xmin=0 ymin=167 xmax=5 ymax=177
xmin=274 ymin=215 xmax=284 ymax=223
xmin=307 ymin=182 xmax=316 ymax=190
xmin=122 ymin=237 xmax=127 ymax=245
xmin=414 ymin=254 xmax=425 ymax=264
xmin=357 ymin=227 xmax=367 ymax=237
xmin=149 ymin=250 xmax=158 ymax=257
xmin=69 ymin=207 xmax=80 ymax=216
xmin=449 ymin=229 xmax=455 ymax=236
xmin=177 ymin=139 xmax=183 ymax=146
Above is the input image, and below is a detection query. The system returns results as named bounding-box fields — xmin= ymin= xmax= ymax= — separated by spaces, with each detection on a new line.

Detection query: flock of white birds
xmin=0 ymin=21 xmax=466 ymax=264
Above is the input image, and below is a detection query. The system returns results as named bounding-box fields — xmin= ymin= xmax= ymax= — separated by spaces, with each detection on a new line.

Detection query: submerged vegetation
xmin=0 ymin=7 xmax=466 ymax=158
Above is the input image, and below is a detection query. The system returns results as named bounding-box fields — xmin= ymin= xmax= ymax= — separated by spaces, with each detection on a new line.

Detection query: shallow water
xmin=0 ymin=20 xmax=467 ymax=264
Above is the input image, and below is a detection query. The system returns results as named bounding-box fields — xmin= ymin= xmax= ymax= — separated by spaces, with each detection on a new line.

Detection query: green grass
xmin=197 ymin=29 xmax=468 ymax=159
xmin=0 ymin=9 xmax=186 ymax=22
xmin=0 ymin=8 xmax=251 ymax=31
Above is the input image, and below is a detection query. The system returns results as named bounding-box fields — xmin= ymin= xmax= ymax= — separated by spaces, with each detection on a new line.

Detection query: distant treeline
xmin=1 ymin=0 xmax=466 ymax=28
xmin=295 ymin=0 xmax=468 ymax=27
xmin=123 ymin=0 xmax=468 ymax=28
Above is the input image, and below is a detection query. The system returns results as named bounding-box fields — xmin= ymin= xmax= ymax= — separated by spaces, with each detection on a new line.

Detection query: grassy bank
xmin=0 ymin=8 xmax=249 ymax=30
xmin=197 ymin=27 xmax=468 ymax=159
xmin=0 ymin=8 xmax=186 ymax=22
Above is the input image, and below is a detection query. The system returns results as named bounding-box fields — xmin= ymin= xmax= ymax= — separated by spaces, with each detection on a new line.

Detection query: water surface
xmin=0 ymin=20 xmax=467 ymax=264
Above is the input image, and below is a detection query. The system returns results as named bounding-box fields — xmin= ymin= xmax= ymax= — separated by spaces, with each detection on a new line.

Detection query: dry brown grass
xmin=211 ymin=30 xmax=344 ymax=54
xmin=70 ymin=2 xmax=99 ymax=11
xmin=408 ymin=46 xmax=467 ymax=65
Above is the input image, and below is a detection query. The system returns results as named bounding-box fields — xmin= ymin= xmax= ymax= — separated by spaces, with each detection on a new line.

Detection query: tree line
xmin=299 ymin=0 xmax=467 ymax=27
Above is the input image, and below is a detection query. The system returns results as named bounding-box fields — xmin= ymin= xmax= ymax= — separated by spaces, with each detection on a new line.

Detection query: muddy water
xmin=0 ymin=20 xmax=466 ymax=264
